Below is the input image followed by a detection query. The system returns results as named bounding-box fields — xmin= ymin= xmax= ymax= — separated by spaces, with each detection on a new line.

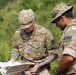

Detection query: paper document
xmin=0 ymin=62 xmax=35 ymax=75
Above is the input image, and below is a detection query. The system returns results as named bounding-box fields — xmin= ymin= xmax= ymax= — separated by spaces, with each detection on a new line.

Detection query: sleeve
xmin=11 ymin=31 xmax=20 ymax=61
xmin=62 ymin=25 xmax=76 ymax=58
xmin=45 ymin=30 xmax=58 ymax=55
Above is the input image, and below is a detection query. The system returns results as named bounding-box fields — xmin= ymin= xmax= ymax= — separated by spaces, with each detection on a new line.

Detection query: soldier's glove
xmin=54 ymin=68 xmax=61 ymax=75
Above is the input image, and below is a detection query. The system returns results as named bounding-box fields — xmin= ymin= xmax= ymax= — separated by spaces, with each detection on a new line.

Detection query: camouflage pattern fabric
xmin=51 ymin=3 xmax=73 ymax=23
xmin=58 ymin=19 xmax=76 ymax=75
xmin=18 ymin=9 xmax=35 ymax=28
xmin=11 ymin=24 xmax=57 ymax=63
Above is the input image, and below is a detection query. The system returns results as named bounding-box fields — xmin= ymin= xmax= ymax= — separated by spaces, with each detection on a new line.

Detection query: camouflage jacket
xmin=11 ymin=24 xmax=57 ymax=63
xmin=58 ymin=19 xmax=76 ymax=74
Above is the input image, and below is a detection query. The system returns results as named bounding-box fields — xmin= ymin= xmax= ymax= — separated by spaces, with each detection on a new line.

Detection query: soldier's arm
xmin=38 ymin=53 xmax=58 ymax=68
xmin=54 ymin=55 xmax=75 ymax=75
xmin=9 ymin=47 xmax=19 ymax=63
xmin=38 ymin=31 xmax=58 ymax=68
xmin=9 ymin=32 xmax=20 ymax=63
xmin=29 ymin=53 xmax=58 ymax=73
xmin=10 ymin=48 xmax=19 ymax=63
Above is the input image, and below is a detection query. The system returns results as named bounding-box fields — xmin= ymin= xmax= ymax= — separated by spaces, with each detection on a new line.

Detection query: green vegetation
xmin=0 ymin=0 xmax=76 ymax=75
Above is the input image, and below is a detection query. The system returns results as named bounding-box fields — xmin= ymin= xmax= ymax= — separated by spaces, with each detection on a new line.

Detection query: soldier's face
xmin=25 ymin=24 xmax=34 ymax=32
xmin=55 ymin=16 xmax=66 ymax=30
xmin=21 ymin=22 xmax=35 ymax=32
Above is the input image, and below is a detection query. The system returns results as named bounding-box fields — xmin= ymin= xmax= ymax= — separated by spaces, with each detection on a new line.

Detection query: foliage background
xmin=0 ymin=0 xmax=76 ymax=75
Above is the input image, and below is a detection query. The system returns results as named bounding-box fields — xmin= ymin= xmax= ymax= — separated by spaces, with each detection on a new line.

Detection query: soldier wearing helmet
xmin=51 ymin=3 xmax=76 ymax=75
xmin=9 ymin=9 xmax=58 ymax=75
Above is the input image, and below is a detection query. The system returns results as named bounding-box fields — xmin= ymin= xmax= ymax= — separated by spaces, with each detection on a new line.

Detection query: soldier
xmin=51 ymin=3 xmax=76 ymax=75
xmin=9 ymin=9 xmax=58 ymax=75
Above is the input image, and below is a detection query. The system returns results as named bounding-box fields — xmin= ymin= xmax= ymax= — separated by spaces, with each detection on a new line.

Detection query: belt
xmin=21 ymin=57 xmax=44 ymax=63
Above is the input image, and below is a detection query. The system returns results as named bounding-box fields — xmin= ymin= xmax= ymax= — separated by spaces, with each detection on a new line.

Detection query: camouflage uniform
xmin=51 ymin=3 xmax=76 ymax=75
xmin=11 ymin=23 xmax=57 ymax=75
xmin=58 ymin=19 xmax=76 ymax=75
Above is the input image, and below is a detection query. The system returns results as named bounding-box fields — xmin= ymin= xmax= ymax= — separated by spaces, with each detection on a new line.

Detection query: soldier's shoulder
xmin=64 ymin=19 xmax=76 ymax=33
xmin=15 ymin=28 xmax=21 ymax=34
xmin=68 ymin=19 xmax=76 ymax=28
xmin=14 ymin=28 xmax=21 ymax=38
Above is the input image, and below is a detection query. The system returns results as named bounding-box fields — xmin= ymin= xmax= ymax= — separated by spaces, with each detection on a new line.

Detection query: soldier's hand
xmin=8 ymin=58 xmax=15 ymax=64
xmin=29 ymin=65 xmax=39 ymax=73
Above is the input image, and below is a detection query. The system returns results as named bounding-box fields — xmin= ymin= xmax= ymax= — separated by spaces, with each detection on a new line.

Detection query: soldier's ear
xmin=60 ymin=16 xmax=65 ymax=22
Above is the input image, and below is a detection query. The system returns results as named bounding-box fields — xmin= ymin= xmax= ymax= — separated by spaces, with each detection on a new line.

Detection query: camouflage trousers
xmin=18 ymin=66 xmax=50 ymax=75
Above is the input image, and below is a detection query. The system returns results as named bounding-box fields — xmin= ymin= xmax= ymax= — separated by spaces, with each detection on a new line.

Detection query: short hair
xmin=62 ymin=9 xmax=73 ymax=18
